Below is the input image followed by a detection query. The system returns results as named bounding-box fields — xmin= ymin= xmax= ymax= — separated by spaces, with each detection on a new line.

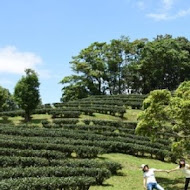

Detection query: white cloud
xmin=147 ymin=13 xmax=168 ymax=21
xmin=176 ymin=8 xmax=190 ymax=17
xmin=0 ymin=46 xmax=42 ymax=74
xmin=147 ymin=7 xmax=190 ymax=21
xmin=143 ymin=0 xmax=190 ymax=21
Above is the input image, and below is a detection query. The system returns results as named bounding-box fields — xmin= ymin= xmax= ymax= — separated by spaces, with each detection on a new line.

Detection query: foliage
xmin=132 ymin=35 xmax=190 ymax=94
xmin=14 ymin=69 xmax=40 ymax=122
xmin=61 ymin=35 xmax=190 ymax=101
xmin=60 ymin=37 xmax=145 ymax=101
xmin=136 ymin=81 xmax=190 ymax=157
xmin=0 ymin=86 xmax=17 ymax=111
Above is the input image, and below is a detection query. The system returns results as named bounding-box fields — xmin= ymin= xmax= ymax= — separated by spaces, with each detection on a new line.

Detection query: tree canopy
xmin=0 ymin=86 xmax=17 ymax=112
xmin=136 ymin=81 xmax=190 ymax=157
xmin=14 ymin=69 xmax=40 ymax=122
xmin=61 ymin=35 xmax=190 ymax=102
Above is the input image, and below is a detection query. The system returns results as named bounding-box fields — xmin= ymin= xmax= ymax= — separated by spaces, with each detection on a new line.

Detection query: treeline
xmin=61 ymin=34 xmax=190 ymax=101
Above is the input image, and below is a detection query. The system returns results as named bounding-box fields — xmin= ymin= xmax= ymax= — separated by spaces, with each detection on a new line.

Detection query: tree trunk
xmin=25 ymin=110 xmax=31 ymax=122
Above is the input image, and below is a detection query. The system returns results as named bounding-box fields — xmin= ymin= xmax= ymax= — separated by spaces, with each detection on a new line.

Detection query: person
xmin=168 ymin=159 xmax=190 ymax=190
xmin=141 ymin=164 xmax=166 ymax=190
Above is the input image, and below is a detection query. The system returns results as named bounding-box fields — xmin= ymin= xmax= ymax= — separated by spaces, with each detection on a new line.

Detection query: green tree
xmin=122 ymin=38 xmax=147 ymax=93
xmin=135 ymin=35 xmax=190 ymax=93
xmin=136 ymin=81 xmax=190 ymax=157
xmin=60 ymin=36 xmax=142 ymax=101
xmin=14 ymin=69 xmax=40 ymax=122
xmin=60 ymin=75 xmax=89 ymax=102
xmin=105 ymin=37 xmax=132 ymax=94
xmin=0 ymin=86 xmax=17 ymax=111
xmin=70 ymin=42 xmax=107 ymax=95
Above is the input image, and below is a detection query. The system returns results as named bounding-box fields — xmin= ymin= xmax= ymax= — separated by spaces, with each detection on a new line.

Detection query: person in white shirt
xmin=141 ymin=164 xmax=167 ymax=190
xmin=168 ymin=159 xmax=190 ymax=190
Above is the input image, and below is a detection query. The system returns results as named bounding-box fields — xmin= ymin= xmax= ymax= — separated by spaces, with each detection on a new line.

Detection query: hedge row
xmin=42 ymin=118 xmax=79 ymax=126
xmin=82 ymin=119 xmax=136 ymax=128
xmin=0 ymin=124 xmax=170 ymax=146
xmin=49 ymin=110 xmax=81 ymax=118
xmin=0 ymin=147 xmax=66 ymax=159
xmin=0 ymin=166 xmax=111 ymax=185
xmin=0 ymin=130 xmax=169 ymax=155
xmin=0 ymin=126 xmax=171 ymax=160
xmin=0 ymin=176 xmax=95 ymax=190
xmin=0 ymin=156 xmax=122 ymax=174
xmin=0 ymin=139 xmax=103 ymax=158
xmin=43 ymin=123 xmax=135 ymax=134
xmin=0 ymin=125 xmax=170 ymax=146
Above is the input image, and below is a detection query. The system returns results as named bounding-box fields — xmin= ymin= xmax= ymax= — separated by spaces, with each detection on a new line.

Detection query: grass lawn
xmin=80 ymin=109 xmax=142 ymax=122
xmin=90 ymin=154 xmax=185 ymax=190
xmin=80 ymin=113 xmax=123 ymax=121
xmin=0 ymin=114 xmax=52 ymax=126
xmin=124 ymin=109 xmax=142 ymax=122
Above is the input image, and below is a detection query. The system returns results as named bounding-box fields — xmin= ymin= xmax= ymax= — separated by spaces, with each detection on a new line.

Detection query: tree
xmin=71 ymin=42 xmax=107 ymax=95
xmin=60 ymin=75 xmax=89 ymax=102
xmin=136 ymin=81 xmax=190 ymax=157
xmin=14 ymin=69 xmax=40 ymax=122
xmin=60 ymin=36 xmax=142 ymax=101
xmin=0 ymin=86 xmax=17 ymax=111
xmin=105 ymin=36 xmax=133 ymax=94
xmin=61 ymin=35 xmax=190 ymax=101
xmin=134 ymin=35 xmax=190 ymax=93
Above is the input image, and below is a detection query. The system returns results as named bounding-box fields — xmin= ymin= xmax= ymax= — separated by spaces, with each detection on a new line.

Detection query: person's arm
xmin=186 ymin=164 xmax=190 ymax=170
xmin=168 ymin=167 xmax=179 ymax=173
xmin=153 ymin=168 xmax=168 ymax=172
xmin=143 ymin=178 xmax=147 ymax=189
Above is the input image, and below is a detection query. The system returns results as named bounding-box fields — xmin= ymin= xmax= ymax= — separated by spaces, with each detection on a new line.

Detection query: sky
xmin=0 ymin=0 xmax=190 ymax=103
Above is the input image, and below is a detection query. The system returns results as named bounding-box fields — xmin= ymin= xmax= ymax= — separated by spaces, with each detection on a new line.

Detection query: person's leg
xmin=184 ymin=178 xmax=190 ymax=190
xmin=147 ymin=183 xmax=153 ymax=190
xmin=155 ymin=183 xmax=164 ymax=190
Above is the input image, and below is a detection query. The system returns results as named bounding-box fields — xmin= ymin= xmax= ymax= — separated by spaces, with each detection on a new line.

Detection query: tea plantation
xmin=0 ymin=95 xmax=185 ymax=190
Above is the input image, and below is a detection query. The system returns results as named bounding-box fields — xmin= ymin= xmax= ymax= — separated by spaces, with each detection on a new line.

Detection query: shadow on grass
xmin=97 ymin=156 xmax=107 ymax=160
xmin=20 ymin=118 xmax=48 ymax=125
xmin=157 ymin=177 xmax=184 ymax=190
xmin=0 ymin=119 xmax=14 ymax=125
xmin=116 ymin=171 xmax=126 ymax=176
xmin=101 ymin=184 xmax=114 ymax=187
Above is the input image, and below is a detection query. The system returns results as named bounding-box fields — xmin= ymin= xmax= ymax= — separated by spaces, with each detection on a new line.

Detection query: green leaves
xmin=0 ymin=86 xmax=17 ymax=112
xmin=14 ymin=69 xmax=40 ymax=121
xmin=60 ymin=37 xmax=141 ymax=101
xmin=136 ymin=81 xmax=190 ymax=157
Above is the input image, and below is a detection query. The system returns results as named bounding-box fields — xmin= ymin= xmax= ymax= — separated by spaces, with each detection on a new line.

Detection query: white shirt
xmin=179 ymin=164 xmax=190 ymax=178
xmin=144 ymin=168 xmax=157 ymax=184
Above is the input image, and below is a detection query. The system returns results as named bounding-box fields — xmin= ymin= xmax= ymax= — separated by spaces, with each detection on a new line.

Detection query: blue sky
xmin=0 ymin=0 xmax=190 ymax=103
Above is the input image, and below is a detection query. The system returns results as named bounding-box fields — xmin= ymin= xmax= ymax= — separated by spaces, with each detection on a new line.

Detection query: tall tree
xmin=135 ymin=35 xmax=190 ymax=93
xmin=61 ymin=35 xmax=190 ymax=101
xmin=71 ymin=42 xmax=107 ymax=95
xmin=14 ymin=69 xmax=40 ymax=122
xmin=105 ymin=37 xmax=131 ymax=94
xmin=60 ymin=36 xmax=142 ymax=101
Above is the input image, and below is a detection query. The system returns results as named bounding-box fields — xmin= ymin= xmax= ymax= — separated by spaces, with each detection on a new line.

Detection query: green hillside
xmin=0 ymin=95 xmax=188 ymax=190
